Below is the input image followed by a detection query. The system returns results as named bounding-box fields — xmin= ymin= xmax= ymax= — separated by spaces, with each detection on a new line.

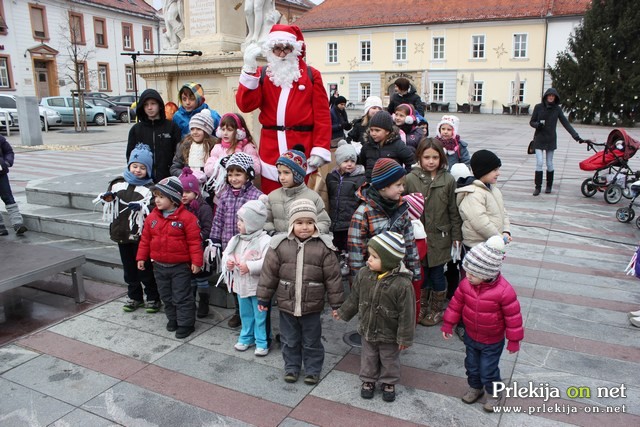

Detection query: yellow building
xmin=296 ymin=0 xmax=591 ymax=114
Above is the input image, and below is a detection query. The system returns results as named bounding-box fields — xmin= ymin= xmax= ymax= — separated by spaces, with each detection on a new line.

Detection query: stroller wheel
xmin=604 ymin=184 xmax=623 ymax=204
xmin=623 ymin=187 xmax=634 ymax=199
xmin=636 ymin=216 xmax=640 ymax=230
xmin=581 ymin=178 xmax=597 ymax=197
xmin=616 ymin=207 xmax=634 ymax=223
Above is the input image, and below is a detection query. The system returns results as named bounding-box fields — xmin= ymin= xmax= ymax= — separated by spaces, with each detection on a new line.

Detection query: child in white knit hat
xmin=170 ymin=110 xmax=217 ymax=183
xmin=435 ymin=115 xmax=470 ymax=170
xmin=347 ymin=95 xmax=384 ymax=144
xmin=441 ymin=236 xmax=523 ymax=412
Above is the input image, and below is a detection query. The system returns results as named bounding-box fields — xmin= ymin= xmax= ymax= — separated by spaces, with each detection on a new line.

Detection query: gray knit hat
xmin=368 ymin=231 xmax=405 ymax=272
xmin=462 ymin=236 xmax=506 ymax=281
xmin=369 ymin=110 xmax=394 ymax=132
xmin=152 ymin=176 xmax=183 ymax=206
xmin=189 ymin=110 xmax=214 ymax=135
xmin=237 ymin=196 xmax=268 ymax=234
xmin=335 ymin=140 xmax=357 ymax=165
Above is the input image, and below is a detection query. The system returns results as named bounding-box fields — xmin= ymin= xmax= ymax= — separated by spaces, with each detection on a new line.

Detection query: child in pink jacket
xmin=441 ymin=236 xmax=523 ymax=413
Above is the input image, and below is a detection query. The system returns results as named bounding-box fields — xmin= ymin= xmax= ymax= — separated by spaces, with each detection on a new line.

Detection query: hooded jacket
xmin=456 ymin=180 xmax=510 ymax=248
xmin=387 ymin=85 xmax=425 ymax=116
xmin=358 ymin=131 xmax=415 ymax=181
xmin=442 ymin=274 xmax=523 ymax=352
xmin=172 ymin=82 xmax=222 ymax=139
xmin=126 ymin=89 xmax=182 ymax=182
xmin=530 ymin=88 xmax=580 ymax=151
xmin=326 ymin=165 xmax=366 ymax=232
xmin=0 ymin=136 xmax=14 ymax=174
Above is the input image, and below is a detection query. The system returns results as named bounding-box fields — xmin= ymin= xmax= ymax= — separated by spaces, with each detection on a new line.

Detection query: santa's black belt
xmin=263 ymin=125 xmax=314 ymax=132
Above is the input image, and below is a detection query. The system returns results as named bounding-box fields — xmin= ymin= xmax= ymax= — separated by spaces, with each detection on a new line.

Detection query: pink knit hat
xmin=404 ymin=192 xmax=424 ymax=221
xmin=178 ymin=167 xmax=201 ymax=196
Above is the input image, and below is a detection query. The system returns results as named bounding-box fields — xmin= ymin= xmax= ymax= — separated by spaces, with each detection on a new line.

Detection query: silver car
xmin=0 ymin=94 xmax=62 ymax=130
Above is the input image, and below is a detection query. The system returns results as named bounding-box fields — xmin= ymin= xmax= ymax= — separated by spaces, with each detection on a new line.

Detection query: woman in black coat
xmin=529 ymin=88 xmax=582 ymax=195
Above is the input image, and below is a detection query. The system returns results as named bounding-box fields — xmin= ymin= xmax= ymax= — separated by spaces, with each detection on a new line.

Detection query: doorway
xmin=34 ymin=60 xmax=50 ymax=99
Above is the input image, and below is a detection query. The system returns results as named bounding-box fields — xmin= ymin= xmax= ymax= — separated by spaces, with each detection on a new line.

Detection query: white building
xmin=0 ymin=0 xmax=160 ymax=99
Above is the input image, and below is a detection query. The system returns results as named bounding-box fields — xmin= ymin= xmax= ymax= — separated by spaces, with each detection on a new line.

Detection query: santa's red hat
xmin=266 ymin=24 xmax=305 ymax=58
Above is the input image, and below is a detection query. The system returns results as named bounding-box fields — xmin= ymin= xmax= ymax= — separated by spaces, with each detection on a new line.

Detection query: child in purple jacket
xmin=210 ymin=152 xmax=263 ymax=327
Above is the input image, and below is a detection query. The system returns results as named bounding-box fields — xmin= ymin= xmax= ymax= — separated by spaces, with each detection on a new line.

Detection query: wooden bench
xmin=0 ymin=242 xmax=86 ymax=303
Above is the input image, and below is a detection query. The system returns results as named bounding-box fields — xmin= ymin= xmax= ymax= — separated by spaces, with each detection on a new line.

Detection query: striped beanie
xmin=368 ymin=231 xmax=406 ymax=272
xmin=189 ymin=110 xmax=214 ymax=136
xmin=288 ymin=198 xmax=318 ymax=238
xmin=371 ymin=158 xmax=406 ymax=190
xmin=403 ymin=193 xmax=424 ymax=221
xmin=152 ymin=176 xmax=183 ymax=206
xmin=462 ymin=236 xmax=506 ymax=281
xmin=277 ymin=149 xmax=307 ymax=185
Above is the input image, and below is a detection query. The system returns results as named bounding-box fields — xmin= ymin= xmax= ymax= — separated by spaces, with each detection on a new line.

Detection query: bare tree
xmin=59 ymin=9 xmax=96 ymax=132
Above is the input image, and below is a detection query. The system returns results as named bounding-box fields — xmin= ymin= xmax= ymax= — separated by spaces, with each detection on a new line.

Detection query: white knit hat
xmin=450 ymin=163 xmax=472 ymax=182
xmin=363 ymin=96 xmax=383 ymax=116
xmin=462 ymin=236 xmax=506 ymax=281
xmin=237 ymin=195 xmax=268 ymax=234
xmin=437 ymin=115 xmax=459 ymax=137
xmin=189 ymin=110 xmax=214 ymax=135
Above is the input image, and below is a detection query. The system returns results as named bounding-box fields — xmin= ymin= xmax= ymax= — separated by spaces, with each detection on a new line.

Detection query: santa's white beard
xmin=266 ymin=51 xmax=302 ymax=88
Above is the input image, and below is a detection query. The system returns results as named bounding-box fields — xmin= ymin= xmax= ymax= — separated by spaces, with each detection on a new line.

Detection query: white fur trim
xmin=310 ymin=146 xmax=331 ymax=162
xmin=239 ymin=72 xmax=259 ymax=90
xmin=268 ymin=31 xmax=297 ymax=43
xmin=276 ymin=86 xmax=291 ymax=154
xmin=261 ymin=161 xmax=279 ymax=181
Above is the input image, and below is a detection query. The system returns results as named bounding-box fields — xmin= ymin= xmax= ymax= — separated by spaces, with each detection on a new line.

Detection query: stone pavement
xmin=2 ymin=115 xmax=640 ymax=426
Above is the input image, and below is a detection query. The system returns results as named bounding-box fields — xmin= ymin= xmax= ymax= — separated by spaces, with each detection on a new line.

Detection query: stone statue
xmin=164 ymin=0 xmax=185 ymax=50
xmin=244 ymin=0 xmax=281 ymax=48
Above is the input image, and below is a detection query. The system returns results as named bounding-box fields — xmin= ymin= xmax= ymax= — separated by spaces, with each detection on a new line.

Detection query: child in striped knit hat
xmin=441 ymin=235 xmax=523 ymax=412
xmin=335 ymin=231 xmax=416 ymax=403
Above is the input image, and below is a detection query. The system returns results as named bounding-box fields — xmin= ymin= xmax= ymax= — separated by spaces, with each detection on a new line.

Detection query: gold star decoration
xmin=348 ymin=57 xmax=358 ymax=70
xmin=493 ymin=43 xmax=507 ymax=58
xmin=414 ymin=43 xmax=424 ymax=54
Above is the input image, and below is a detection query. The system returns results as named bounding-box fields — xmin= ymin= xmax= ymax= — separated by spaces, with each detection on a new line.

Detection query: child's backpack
xmin=624 ymin=246 xmax=640 ymax=278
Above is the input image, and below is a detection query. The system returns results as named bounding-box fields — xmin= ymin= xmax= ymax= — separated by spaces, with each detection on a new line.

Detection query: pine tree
xmin=549 ymin=0 xmax=640 ymax=126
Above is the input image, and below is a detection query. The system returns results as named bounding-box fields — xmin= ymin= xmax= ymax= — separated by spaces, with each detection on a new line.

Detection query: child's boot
xmin=533 ymin=171 xmax=543 ymax=196
xmin=197 ymin=292 xmax=210 ymax=318
xmin=420 ymin=290 xmax=446 ymax=326
xmin=227 ymin=292 xmax=241 ymax=327
xmin=483 ymin=391 xmax=505 ymax=412
xmin=545 ymin=171 xmax=554 ymax=193
xmin=6 ymin=203 xmax=27 ymax=234
xmin=418 ymin=290 xmax=430 ymax=323
xmin=461 ymin=387 xmax=484 ymax=404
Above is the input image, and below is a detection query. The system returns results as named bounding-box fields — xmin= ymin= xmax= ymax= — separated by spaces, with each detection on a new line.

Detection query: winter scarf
xmin=367 ymin=185 xmax=401 ymax=218
xmin=436 ymin=135 xmax=460 ymax=154
xmin=122 ymin=168 xmax=153 ymax=186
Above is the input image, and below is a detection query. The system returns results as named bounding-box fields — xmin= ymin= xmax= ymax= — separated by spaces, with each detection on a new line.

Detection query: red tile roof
xmin=295 ymin=0 xmax=592 ymax=30
xmin=81 ymin=0 xmax=158 ymax=18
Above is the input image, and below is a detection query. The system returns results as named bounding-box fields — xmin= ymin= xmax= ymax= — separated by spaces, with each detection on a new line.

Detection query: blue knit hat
xmin=371 ymin=158 xmax=406 ymax=190
xmin=276 ymin=149 xmax=307 ymax=185
xmin=128 ymin=143 xmax=153 ymax=179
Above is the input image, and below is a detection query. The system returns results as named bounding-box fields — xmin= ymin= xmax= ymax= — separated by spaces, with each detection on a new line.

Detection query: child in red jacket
xmin=137 ymin=176 xmax=204 ymax=339
xmin=441 ymin=236 xmax=523 ymax=413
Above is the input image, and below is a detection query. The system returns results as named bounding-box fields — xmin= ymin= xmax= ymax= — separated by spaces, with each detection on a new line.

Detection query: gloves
xmin=242 ymin=44 xmax=262 ymax=74
xmin=0 ymin=161 xmax=8 ymax=175
xmin=342 ymin=122 xmax=353 ymax=131
xmin=101 ymin=191 xmax=116 ymax=202
xmin=128 ymin=202 xmax=142 ymax=212
xmin=307 ymin=155 xmax=327 ymax=169
xmin=537 ymin=122 xmax=545 ymax=129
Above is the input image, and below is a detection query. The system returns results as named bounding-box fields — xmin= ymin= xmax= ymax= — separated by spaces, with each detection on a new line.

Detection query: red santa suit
xmin=236 ymin=25 xmax=331 ymax=194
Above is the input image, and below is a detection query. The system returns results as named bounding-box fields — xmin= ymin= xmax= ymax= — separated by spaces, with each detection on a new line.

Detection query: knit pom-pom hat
xmin=462 ymin=236 xmax=506 ymax=281
xmin=128 ymin=143 xmax=153 ymax=179
xmin=189 ymin=110 xmax=214 ymax=135
xmin=368 ymin=231 xmax=406 ymax=272
xmin=238 ymin=195 xmax=268 ymax=234
xmin=277 ymin=149 xmax=307 ymax=185
xmin=151 ymin=176 xmax=183 ymax=206
xmin=179 ymin=167 xmax=200 ymax=196
xmin=335 ymin=140 xmax=357 ymax=165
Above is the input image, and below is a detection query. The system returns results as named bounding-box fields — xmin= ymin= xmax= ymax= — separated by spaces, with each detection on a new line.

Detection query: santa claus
xmin=236 ymin=24 xmax=331 ymax=194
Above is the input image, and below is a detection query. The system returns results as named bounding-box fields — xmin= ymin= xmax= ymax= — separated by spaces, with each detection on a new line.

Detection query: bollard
xmin=42 ymin=109 xmax=48 ymax=132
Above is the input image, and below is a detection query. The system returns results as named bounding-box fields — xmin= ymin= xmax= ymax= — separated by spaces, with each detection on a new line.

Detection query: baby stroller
xmin=579 ymin=129 xmax=640 ymax=204
xmin=615 ymin=180 xmax=640 ymax=228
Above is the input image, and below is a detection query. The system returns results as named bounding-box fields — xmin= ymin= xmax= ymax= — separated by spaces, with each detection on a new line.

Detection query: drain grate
xmin=342 ymin=331 xmax=362 ymax=347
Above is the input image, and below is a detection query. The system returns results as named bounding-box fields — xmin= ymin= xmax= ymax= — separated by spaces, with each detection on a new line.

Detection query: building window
xmin=142 ymin=26 xmax=153 ymax=52
xmin=0 ymin=0 xmax=8 ymax=35
xmin=94 ymin=17 xmax=107 ymax=48
xmin=77 ymin=62 xmax=88 ymax=90
xmin=0 ymin=56 xmax=12 ymax=89
xmin=472 ymin=35 xmax=485 ymax=59
xmin=395 ymin=38 xmax=407 ymax=61
xmin=69 ymin=12 xmax=85 ymax=44
xmin=327 ymin=42 xmax=337 ymax=63
xmin=29 ymin=3 xmax=49 ymax=40
xmin=433 ymin=37 xmax=445 ymax=60
xmin=512 ymin=81 xmax=525 ymax=102
xmin=431 ymin=82 xmax=444 ymax=102
xmin=125 ymin=65 xmax=134 ymax=91
xmin=98 ymin=63 xmax=110 ymax=91
xmin=360 ymin=40 xmax=371 ymax=62
xmin=122 ymin=23 xmax=134 ymax=51
xmin=513 ymin=33 xmax=527 ymax=58
xmin=472 ymin=82 xmax=483 ymax=102
xmin=360 ymin=82 xmax=371 ymax=102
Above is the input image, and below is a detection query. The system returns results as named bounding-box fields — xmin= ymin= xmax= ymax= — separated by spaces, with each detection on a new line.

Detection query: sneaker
xmin=123 ymin=299 xmax=144 ymax=312
xmin=382 ymin=383 xmax=396 ymax=402
xmin=166 ymin=320 xmax=178 ymax=332
xmin=234 ymin=342 xmax=254 ymax=351
xmin=360 ymin=382 xmax=375 ymax=399
xmin=630 ymin=316 xmax=640 ymax=328
xmin=483 ymin=392 xmax=505 ymax=412
xmin=461 ymin=387 xmax=485 ymax=404
xmin=14 ymin=224 xmax=27 ymax=235
xmin=628 ymin=310 xmax=640 ymax=319
xmin=284 ymin=372 xmax=299 ymax=383
xmin=227 ymin=314 xmax=241 ymax=328
xmin=304 ymin=374 xmax=319 ymax=385
xmin=175 ymin=325 xmax=195 ymax=339
xmin=254 ymin=347 xmax=269 ymax=357
xmin=145 ymin=300 xmax=161 ymax=313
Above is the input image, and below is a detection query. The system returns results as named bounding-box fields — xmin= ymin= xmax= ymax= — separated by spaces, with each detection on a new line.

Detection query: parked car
xmin=84 ymin=92 xmax=111 ymax=100
xmin=40 ymin=96 xmax=117 ymax=125
xmin=0 ymin=107 xmax=13 ymax=128
xmin=85 ymin=97 xmax=134 ymax=122
xmin=0 ymin=94 xmax=62 ymax=130
xmin=108 ymin=95 xmax=137 ymax=108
